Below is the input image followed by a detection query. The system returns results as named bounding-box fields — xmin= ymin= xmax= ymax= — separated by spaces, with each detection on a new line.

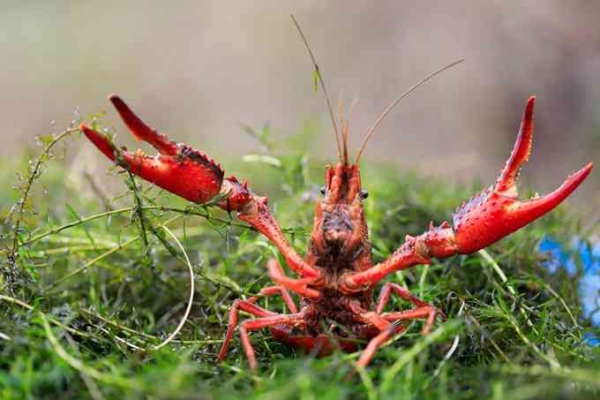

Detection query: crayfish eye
xmin=320 ymin=186 xmax=327 ymax=195
xmin=360 ymin=189 xmax=369 ymax=199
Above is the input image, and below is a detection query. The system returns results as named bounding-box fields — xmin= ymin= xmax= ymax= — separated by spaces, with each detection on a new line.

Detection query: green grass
xmin=1 ymin=124 xmax=599 ymax=399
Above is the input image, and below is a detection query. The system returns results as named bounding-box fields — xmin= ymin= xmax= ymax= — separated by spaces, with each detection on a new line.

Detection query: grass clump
xmin=1 ymin=122 xmax=599 ymax=399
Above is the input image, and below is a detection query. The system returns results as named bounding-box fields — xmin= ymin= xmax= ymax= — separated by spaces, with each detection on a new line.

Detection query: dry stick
xmin=355 ymin=59 xmax=465 ymax=164
xmin=291 ymin=14 xmax=342 ymax=162
xmin=151 ymin=225 xmax=194 ymax=351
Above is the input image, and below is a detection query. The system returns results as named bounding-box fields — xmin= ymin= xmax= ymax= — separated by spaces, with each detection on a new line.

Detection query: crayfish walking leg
xmin=376 ymin=283 xmax=445 ymax=334
xmin=218 ymin=285 xmax=298 ymax=365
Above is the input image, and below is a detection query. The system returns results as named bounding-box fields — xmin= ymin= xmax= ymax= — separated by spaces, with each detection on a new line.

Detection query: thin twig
xmin=151 ymin=225 xmax=195 ymax=350
xmin=6 ymin=127 xmax=79 ymax=288
xmin=9 ymin=128 xmax=78 ymax=253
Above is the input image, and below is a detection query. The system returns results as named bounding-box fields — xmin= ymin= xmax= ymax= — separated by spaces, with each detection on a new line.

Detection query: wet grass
xmin=1 ymin=124 xmax=599 ymax=399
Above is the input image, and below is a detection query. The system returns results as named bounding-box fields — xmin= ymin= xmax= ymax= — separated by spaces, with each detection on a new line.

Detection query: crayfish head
xmin=309 ymin=163 xmax=371 ymax=269
xmin=323 ymin=163 xmax=363 ymax=205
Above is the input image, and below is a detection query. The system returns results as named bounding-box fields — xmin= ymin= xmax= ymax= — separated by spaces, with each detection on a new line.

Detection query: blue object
xmin=538 ymin=236 xmax=600 ymax=345
xmin=583 ymin=332 xmax=600 ymax=346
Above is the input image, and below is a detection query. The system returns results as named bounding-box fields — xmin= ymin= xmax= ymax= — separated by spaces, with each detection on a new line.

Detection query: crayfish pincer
xmin=81 ymin=92 xmax=591 ymax=370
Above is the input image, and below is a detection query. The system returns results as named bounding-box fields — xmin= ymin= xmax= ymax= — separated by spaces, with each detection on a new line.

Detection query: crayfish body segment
xmin=81 ymin=94 xmax=591 ymax=370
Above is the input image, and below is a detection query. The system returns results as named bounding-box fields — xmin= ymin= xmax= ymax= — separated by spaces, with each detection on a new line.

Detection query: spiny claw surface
xmin=80 ymin=95 xmax=224 ymax=204
xmin=452 ymin=96 xmax=593 ymax=254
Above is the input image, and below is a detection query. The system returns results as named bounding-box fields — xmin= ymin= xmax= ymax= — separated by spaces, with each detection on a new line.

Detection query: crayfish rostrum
xmin=80 ymin=92 xmax=591 ymax=370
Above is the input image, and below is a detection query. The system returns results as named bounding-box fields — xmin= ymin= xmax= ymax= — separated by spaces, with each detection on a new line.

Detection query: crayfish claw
xmin=514 ymin=162 xmax=592 ymax=219
xmin=451 ymin=97 xmax=592 ymax=254
xmin=80 ymin=123 xmax=118 ymax=162
xmin=496 ymin=96 xmax=535 ymax=197
xmin=81 ymin=97 xmax=226 ymax=204
xmin=109 ymin=94 xmax=179 ymax=156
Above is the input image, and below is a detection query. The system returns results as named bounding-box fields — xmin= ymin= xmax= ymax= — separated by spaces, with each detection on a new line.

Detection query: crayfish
xmin=79 ymin=24 xmax=592 ymax=369
xmin=80 ymin=93 xmax=591 ymax=369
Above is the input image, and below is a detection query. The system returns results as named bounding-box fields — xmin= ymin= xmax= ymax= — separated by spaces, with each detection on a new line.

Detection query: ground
xmin=1 ymin=126 xmax=599 ymax=399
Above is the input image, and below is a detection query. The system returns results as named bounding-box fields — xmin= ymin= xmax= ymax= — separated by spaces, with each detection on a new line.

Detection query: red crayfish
xmin=79 ymin=25 xmax=592 ymax=369
xmin=80 ymin=93 xmax=591 ymax=369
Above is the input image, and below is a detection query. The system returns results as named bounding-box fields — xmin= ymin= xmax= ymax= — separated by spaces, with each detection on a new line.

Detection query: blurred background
xmin=1 ymin=0 xmax=599 ymax=207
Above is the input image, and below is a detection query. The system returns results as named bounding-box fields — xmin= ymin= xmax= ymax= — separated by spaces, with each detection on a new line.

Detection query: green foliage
xmin=1 ymin=123 xmax=599 ymax=399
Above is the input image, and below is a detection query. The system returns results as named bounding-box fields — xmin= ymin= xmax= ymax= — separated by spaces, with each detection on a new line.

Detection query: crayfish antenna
xmin=354 ymin=59 xmax=465 ymax=165
xmin=339 ymin=95 xmax=355 ymax=166
xmin=291 ymin=14 xmax=343 ymax=163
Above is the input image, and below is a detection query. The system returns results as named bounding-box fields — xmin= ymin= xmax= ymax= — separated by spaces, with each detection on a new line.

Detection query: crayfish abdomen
xmin=304 ymin=289 xmax=372 ymax=333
